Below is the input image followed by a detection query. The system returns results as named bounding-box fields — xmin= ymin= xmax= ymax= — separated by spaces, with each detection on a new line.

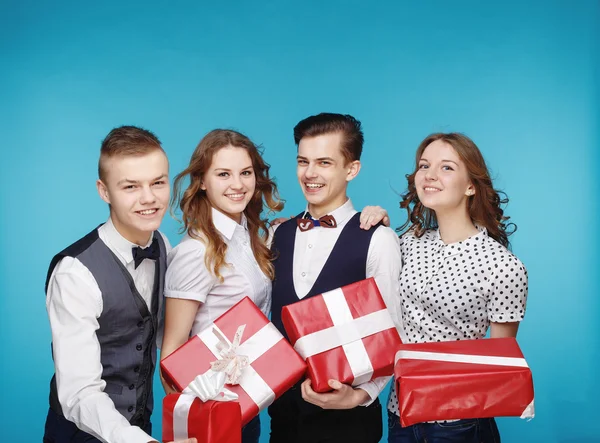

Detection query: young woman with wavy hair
xmin=387 ymin=133 xmax=529 ymax=443
xmin=160 ymin=129 xmax=283 ymax=443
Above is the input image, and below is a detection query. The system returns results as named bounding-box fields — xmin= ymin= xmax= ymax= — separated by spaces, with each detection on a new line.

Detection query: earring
xmin=466 ymin=190 xmax=474 ymax=196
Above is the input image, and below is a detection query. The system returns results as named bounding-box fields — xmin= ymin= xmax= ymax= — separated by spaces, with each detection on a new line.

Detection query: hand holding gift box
xmin=394 ymin=337 xmax=535 ymax=427
xmin=281 ymin=278 xmax=402 ymax=393
xmin=161 ymin=297 xmax=307 ymax=426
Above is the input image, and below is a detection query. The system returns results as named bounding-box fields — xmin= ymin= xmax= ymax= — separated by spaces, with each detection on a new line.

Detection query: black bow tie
xmin=132 ymin=237 xmax=160 ymax=269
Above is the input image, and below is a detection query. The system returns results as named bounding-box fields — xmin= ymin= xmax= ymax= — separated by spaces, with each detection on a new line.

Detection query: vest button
xmin=128 ymin=406 xmax=134 ymax=412
xmin=134 ymin=366 xmax=140 ymax=373
xmin=137 ymin=321 xmax=144 ymax=328
xmin=129 ymin=384 xmax=135 ymax=390
xmin=136 ymin=344 xmax=143 ymax=351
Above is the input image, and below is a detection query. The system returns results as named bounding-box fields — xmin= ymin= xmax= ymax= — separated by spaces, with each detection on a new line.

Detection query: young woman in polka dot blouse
xmin=387 ymin=133 xmax=528 ymax=443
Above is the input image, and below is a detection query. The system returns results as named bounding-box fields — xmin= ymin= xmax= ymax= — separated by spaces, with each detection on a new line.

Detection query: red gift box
xmin=161 ymin=297 xmax=306 ymax=426
xmin=394 ymin=337 xmax=535 ymax=427
xmin=163 ymin=393 xmax=241 ymax=443
xmin=281 ymin=278 xmax=402 ymax=392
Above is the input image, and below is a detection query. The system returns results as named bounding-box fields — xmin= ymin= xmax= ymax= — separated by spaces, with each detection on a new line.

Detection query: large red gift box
xmin=281 ymin=278 xmax=402 ymax=392
xmin=161 ymin=297 xmax=306 ymax=426
xmin=394 ymin=337 xmax=535 ymax=426
xmin=163 ymin=393 xmax=241 ymax=443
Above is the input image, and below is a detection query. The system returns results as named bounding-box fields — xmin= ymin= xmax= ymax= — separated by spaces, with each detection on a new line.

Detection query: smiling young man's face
xmin=97 ymin=149 xmax=170 ymax=245
xmin=296 ymin=132 xmax=360 ymax=218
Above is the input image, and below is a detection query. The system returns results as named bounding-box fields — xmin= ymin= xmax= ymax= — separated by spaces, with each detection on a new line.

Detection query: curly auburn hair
xmin=172 ymin=129 xmax=283 ymax=281
xmin=398 ymin=132 xmax=516 ymax=248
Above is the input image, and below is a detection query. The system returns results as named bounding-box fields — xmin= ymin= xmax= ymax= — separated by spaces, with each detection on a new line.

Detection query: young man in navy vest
xmin=269 ymin=113 xmax=402 ymax=443
xmin=43 ymin=126 xmax=195 ymax=443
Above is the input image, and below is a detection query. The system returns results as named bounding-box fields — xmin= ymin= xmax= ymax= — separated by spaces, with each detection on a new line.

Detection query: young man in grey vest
xmin=43 ymin=126 xmax=195 ymax=443
xmin=268 ymin=113 xmax=402 ymax=443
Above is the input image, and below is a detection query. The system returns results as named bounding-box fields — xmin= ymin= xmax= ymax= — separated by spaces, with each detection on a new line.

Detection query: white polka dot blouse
xmin=388 ymin=226 xmax=528 ymax=416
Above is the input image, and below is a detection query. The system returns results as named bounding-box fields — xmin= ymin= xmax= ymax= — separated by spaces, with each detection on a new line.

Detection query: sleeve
xmin=47 ymin=257 xmax=153 ymax=443
xmin=356 ymin=376 xmax=392 ymax=407
xmin=165 ymin=239 xmax=218 ymax=303
xmin=366 ymin=226 xmax=403 ymax=332
xmin=356 ymin=226 xmax=402 ymax=404
xmin=487 ymin=252 xmax=528 ymax=323
xmin=266 ymin=224 xmax=278 ymax=249
xmin=158 ymin=230 xmax=172 ymax=254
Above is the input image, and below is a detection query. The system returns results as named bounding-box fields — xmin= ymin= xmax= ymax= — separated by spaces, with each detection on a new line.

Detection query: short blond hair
xmin=98 ymin=126 xmax=164 ymax=181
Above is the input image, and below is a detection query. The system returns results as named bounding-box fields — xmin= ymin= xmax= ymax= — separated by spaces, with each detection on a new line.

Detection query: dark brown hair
xmin=172 ymin=129 xmax=283 ymax=280
xmin=293 ymin=113 xmax=364 ymax=163
xmin=98 ymin=126 xmax=164 ymax=180
xmin=398 ymin=133 xmax=515 ymax=248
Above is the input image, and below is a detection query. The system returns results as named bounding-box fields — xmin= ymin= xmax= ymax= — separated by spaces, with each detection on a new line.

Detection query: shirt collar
xmin=211 ymin=207 xmax=247 ymax=241
xmin=435 ymin=225 xmax=488 ymax=255
xmin=100 ymin=217 xmax=154 ymax=265
xmin=302 ymin=198 xmax=355 ymax=226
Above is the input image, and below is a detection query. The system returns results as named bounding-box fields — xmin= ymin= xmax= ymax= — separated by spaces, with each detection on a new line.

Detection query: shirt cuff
xmin=164 ymin=289 xmax=207 ymax=304
xmin=355 ymin=376 xmax=392 ymax=407
xmin=356 ymin=381 xmax=378 ymax=406
xmin=114 ymin=425 xmax=155 ymax=443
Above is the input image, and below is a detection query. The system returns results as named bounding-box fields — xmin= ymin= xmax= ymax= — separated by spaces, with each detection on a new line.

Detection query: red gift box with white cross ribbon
xmin=281 ymin=278 xmax=402 ymax=392
xmin=394 ymin=337 xmax=535 ymax=426
xmin=161 ymin=296 xmax=307 ymax=426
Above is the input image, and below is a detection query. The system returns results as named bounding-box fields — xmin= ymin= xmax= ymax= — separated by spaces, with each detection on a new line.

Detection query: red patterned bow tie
xmin=297 ymin=214 xmax=337 ymax=232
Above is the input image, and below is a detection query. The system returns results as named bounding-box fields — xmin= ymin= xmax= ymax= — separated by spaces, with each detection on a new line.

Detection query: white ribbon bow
xmin=181 ymin=325 xmax=250 ymax=402
xmin=210 ymin=324 xmax=250 ymax=385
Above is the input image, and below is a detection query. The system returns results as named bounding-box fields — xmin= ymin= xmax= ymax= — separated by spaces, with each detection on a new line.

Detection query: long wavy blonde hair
xmin=172 ymin=129 xmax=283 ymax=280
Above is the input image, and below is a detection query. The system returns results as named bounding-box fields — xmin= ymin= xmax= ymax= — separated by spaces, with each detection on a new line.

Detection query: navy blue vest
xmin=271 ymin=212 xmax=379 ymax=338
xmin=45 ymin=226 xmax=166 ymax=428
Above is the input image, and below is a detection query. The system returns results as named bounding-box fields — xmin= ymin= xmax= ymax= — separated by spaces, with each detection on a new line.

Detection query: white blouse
xmin=165 ymin=208 xmax=271 ymax=336
xmin=388 ymin=226 xmax=528 ymax=415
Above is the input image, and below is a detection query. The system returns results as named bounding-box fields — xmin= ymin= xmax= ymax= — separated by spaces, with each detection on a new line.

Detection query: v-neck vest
xmin=45 ymin=226 xmax=166 ymax=425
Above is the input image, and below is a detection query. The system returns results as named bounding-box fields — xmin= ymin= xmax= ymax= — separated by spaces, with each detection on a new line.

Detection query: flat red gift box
xmin=161 ymin=297 xmax=307 ymax=426
xmin=281 ymin=278 xmax=402 ymax=392
xmin=163 ymin=393 xmax=241 ymax=443
xmin=394 ymin=337 xmax=535 ymax=427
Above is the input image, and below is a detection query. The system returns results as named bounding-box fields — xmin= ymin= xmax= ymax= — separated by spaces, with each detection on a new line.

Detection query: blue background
xmin=1 ymin=1 xmax=598 ymax=441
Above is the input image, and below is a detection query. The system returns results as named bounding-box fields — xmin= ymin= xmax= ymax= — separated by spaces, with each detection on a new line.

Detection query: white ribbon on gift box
xmin=199 ymin=321 xmax=282 ymax=410
xmin=172 ymin=325 xmax=246 ymax=440
xmin=172 ymin=323 xmax=283 ymax=439
xmin=394 ymin=349 xmax=535 ymax=419
xmin=292 ymin=287 xmax=397 ymax=386
xmin=172 ymin=370 xmax=239 ymax=440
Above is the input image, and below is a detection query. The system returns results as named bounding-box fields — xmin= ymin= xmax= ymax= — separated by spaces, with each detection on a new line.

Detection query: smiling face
xmin=414 ymin=139 xmax=475 ymax=214
xmin=296 ymin=132 xmax=360 ymax=218
xmin=97 ymin=149 xmax=170 ymax=245
xmin=201 ymin=145 xmax=255 ymax=223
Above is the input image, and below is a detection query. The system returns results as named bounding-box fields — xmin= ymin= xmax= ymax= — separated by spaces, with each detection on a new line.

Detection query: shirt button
xmin=136 ymin=344 xmax=143 ymax=351
xmin=301 ymin=272 xmax=306 ymax=277
xmin=128 ymin=406 xmax=134 ymax=412
xmin=129 ymin=384 xmax=135 ymax=390
xmin=308 ymin=244 xmax=313 ymax=249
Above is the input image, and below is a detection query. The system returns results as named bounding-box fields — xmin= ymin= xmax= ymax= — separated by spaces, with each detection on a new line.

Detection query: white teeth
xmin=306 ymin=183 xmax=324 ymax=188
xmin=138 ymin=209 xmax=157 ymax=215
xmin=226 ymin=193 xmax=244 ymax=198
xmin=424 ymin=187 xmax=440 ymax=192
